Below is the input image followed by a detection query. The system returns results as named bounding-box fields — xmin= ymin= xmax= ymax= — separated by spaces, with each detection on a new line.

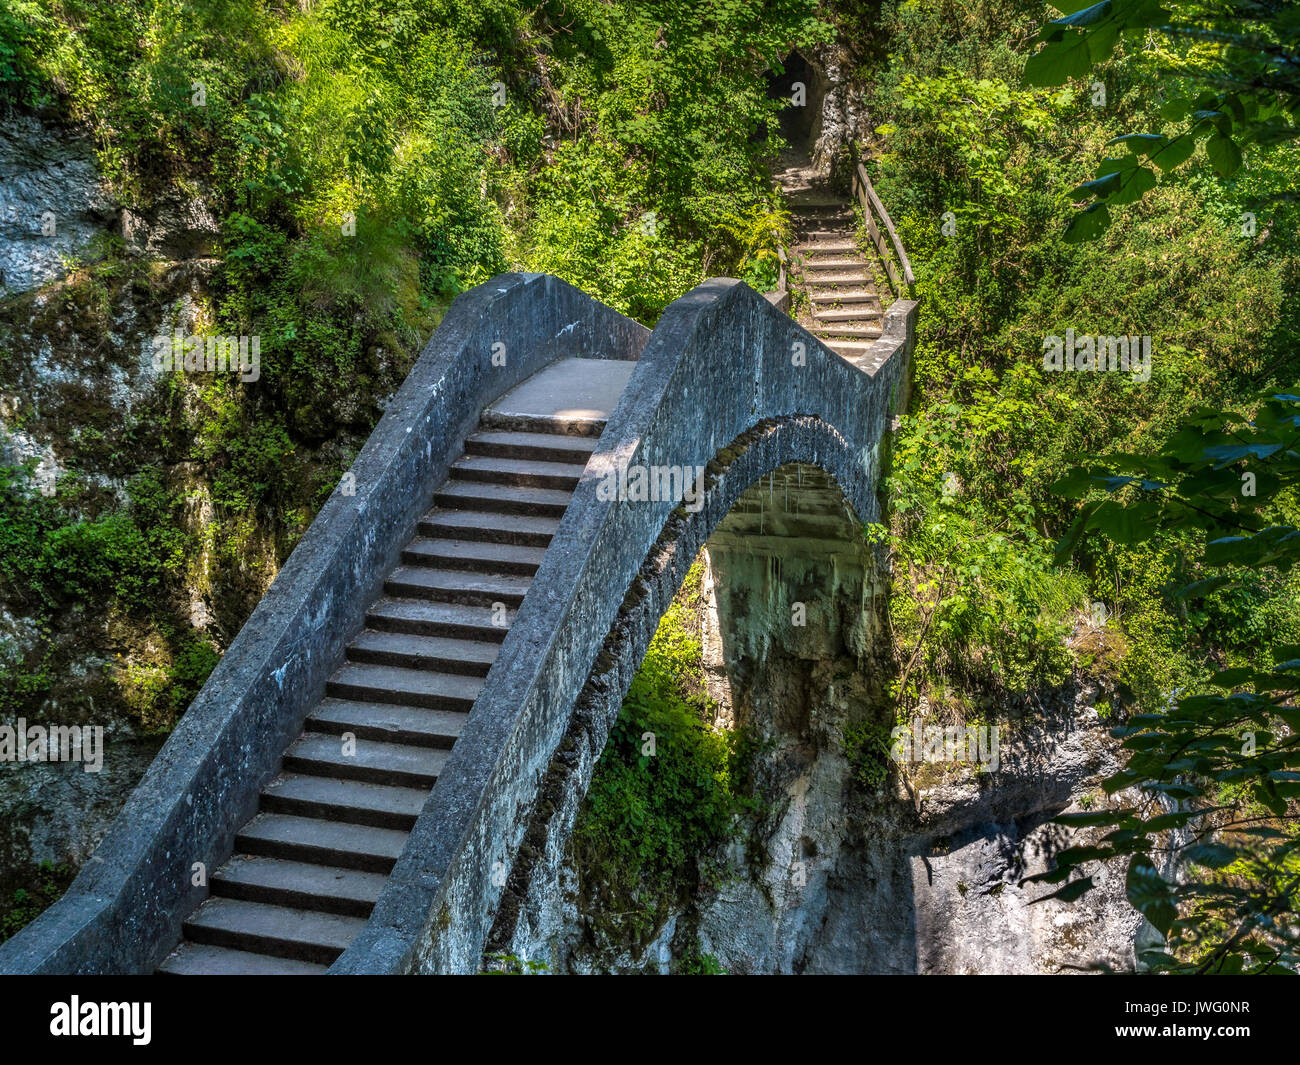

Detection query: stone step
xmin=826 ymin=339 xmax=878 ymax=357
xmin=346 ymin=629 xmax=499 ymax=676
xmin=326 ymin=660 xmax=483 ymax=713
xmin=212 ymin=855 xmax=388 ymax=918
xmin=787 ymin=196 xmax=846 ymax=211
xmin=813 ymin=324 xmax=883 ymax=340
xmin=418 ymin=507 xmax=560 ymax=548
xmin=327 ymin=659 xmax=480 ymax=714
xmin=798 ymin=241 xmax=859 ymax=256
xmin=285 ymin=730 xmax=452 ymax=788
xmin=810 ymin=288 xmax=880 ymax=304
xmin=465 ymin=430 xmax=597 ymax=465
xmin=236 ymin=813 xmax=408 ymax=874
xmin=261 ymin=772 xmax=428 ymax=830
xmin=367 ymin=597 xmax=513 ymax=642
xmin=796 ymin=228 xmax=857 ymax=241
xmin=480 ymin=357 xmax=630 ymax=437
xmin=799 ymin=270 xmax=870 ymax=285
xmin=384 ymin=565 xmax=531 ymax=608
xmin=800 ymin=257 xmax=868 ymax=271
xmin=480 ymin=410 xmax=608 ymax=437
xmin=450 ymin=454 xmax=586 ymax=491
xmin=793 ymin=212 xmax=855 ymax=228
xmin=308 ymin=696 xmax=468 ymax=749
xmin=813 ymin=307 xmax=884 ymax=323
xmin=158 ymin=941 xmax=329 ymax=975
xmin=401 ymin=537 xmax=546 ymax=576
xmin=434 ymin=480 xmax=573 ymax=518
xmin=181 ymin=896 xmax=367 ymax=966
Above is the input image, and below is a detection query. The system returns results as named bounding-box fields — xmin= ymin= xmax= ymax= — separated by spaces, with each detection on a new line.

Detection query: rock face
xmin=121 ymin=194 xmax=221 ymax=261
xmin=769 ymin=43 xmax=872 ymax=184
xmin=541 ymin=513 xmax=1140 ymax=974
xmin=0 ymin=735 xmax=166 ymax=883
xmin=705 ymin=683 xmax=1142 ymax=975
xmin=806 ymin=46 xmax=870 ymax=178
xmin=0 ymin=113 xmax=229 ymax=914
xmin=0 ymin=116 xmax=116 ymax=297
xmin=554 ymin=678 xmax=1139 ymax=975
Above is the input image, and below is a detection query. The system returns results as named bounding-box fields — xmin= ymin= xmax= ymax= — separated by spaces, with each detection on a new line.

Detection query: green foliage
xmin=1042 ymin=392 xmax=1300 ymax=972
xmin=0 ymin=0 xmax=840 ymax=761
xmin=0 ymin=465 xmax=187 ymax=610
xmin=879 ymin=404 xmax=1085 ymax=700
xmin=482 ymin=952 xmax=549 ymax=975
xmin=0 ymin=0 xmax=51 ymax=107
xmin=1025 ymin=0 xmax=1300 ymax=241
xmin=867 ymin=0 xmax=1299 ymax=971
xmin=866 ymin=0 xmax=1296 ymax=721
xmin=841 ymin=720 xmax=894 ymax=790
xmin=675 ymin=945 xmax=727 ymax=974
xmin=0 ymin=862 xmax=73 ymax=943
xmin=572 ymin=563 xmax=754 ymax=949
xmin=0 ymin=460 xmax=213 ymax=727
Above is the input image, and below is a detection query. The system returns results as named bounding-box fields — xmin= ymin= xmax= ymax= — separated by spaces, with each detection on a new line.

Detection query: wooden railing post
xmin=852 ymin=161 xmax=915 ymax=299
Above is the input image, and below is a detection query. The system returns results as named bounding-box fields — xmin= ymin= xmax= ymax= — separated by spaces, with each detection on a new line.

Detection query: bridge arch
xmin=486 ymin=427 xmax=893 ymax=965
xmin=332 ymin=277 xmax=914 ymax=973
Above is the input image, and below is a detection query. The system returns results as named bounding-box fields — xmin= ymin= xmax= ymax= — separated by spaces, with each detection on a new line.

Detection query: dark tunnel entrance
xmin=765 ymin=51 xmax=824 ymax=160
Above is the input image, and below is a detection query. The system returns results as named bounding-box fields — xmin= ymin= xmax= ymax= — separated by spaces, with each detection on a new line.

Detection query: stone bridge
xmin=0 ymin=273 xmax=915 ymax=974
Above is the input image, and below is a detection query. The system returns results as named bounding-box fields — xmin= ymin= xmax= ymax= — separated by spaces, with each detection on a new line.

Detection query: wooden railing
xmin=852 ymin=161 xmax=914 ymax=298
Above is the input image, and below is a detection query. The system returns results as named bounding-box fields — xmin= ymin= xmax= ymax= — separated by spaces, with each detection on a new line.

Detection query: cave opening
xmin=765 ymin=51 xmax=824 ymax=162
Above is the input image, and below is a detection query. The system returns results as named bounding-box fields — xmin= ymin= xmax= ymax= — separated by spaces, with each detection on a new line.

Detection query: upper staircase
xmin=777 ymin=155 xmax=885 ymax=361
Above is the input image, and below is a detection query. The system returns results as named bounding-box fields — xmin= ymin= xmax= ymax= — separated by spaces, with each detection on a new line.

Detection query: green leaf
xmin=1107 ymin=164 xmax=1157 ymax=206
xmin=1107 ymin=133 xmax=1165 ymax=156
xmin=1159 ymin=98 xmax=1188 ymax=121
xmin=1126 ymin=854 xmax=1176 ymax=935
xmin=1024 ymin=33 xmax=1096 ymax=87
xmin=1205 ymin=132 xmax=1242 ymax=176
xmin=1152 ymin=132 xmax=1195 ymax=172
xmin=1087 ymin=499 xmax=1149 ymax=544
xmin=1063 ymin=201 xmax=1111 ymax=242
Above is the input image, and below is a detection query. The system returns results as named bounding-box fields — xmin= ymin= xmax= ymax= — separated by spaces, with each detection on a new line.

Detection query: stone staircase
xmin=158 ymin=421 xmax=599 ymax=974
xmin=778 ymin=159 xmax=884 ymax=360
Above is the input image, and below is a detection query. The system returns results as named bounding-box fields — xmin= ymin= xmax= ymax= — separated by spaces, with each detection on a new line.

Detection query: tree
xmin=1039 ymin=394 xmax=1300 ymax=973
xmin=1024 ymin=1 xmax=1300 ymax=973
xmin=1024 ymin=0 xmax=1300 ymax=241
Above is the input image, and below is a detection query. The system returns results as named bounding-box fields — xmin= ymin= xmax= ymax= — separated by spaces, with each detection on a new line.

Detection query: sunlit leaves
xmin=1025 ymin=0 xmax=1298 ymax=239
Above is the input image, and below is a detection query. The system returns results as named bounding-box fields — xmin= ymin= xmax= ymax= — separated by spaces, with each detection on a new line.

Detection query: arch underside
xmin=487 ymin=414 xmax=891 ymax=963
